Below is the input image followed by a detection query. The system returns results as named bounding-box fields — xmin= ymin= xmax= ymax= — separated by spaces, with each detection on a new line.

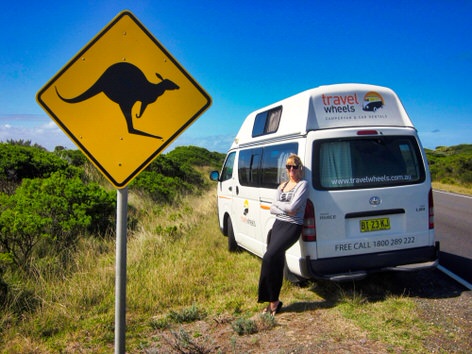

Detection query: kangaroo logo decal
xmin=55 ymin=62 xmax=179 ymax=139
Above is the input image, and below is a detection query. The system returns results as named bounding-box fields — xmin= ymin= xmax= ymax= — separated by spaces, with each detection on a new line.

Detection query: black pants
xmin=258 ymin=219 xmax=303 ymax=303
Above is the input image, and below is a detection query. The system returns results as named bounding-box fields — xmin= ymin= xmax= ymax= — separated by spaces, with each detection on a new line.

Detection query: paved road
xmin=433 ymin=190 xmax=472 ymax=284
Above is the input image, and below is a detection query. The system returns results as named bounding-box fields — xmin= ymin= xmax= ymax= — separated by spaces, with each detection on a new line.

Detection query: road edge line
xmin=438 ymin=265 xmax=472 ymax=290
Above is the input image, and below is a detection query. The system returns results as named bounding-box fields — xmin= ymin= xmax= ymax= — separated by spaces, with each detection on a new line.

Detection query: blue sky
xmin=1 ymin=0 xmax=471 ymax=152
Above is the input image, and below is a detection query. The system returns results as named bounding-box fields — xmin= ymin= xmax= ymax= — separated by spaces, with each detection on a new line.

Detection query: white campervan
xmin=210 ymin=83 xmax=439 ymax=281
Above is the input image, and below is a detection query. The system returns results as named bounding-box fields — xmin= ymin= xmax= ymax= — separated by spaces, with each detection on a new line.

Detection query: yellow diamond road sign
xmin=37 ymin=11 xmax=211 ymax=188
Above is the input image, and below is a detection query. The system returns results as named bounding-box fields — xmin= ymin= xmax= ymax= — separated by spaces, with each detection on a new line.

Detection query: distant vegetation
xmin=425 ymin=144 xmax=472 ymax=187
xmin=132 ymin=146 xmax=224 ymax=203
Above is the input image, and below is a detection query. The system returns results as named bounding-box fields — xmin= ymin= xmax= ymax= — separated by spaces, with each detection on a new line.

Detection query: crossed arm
xmin=270 ymin=180 xmax=308 ymax=216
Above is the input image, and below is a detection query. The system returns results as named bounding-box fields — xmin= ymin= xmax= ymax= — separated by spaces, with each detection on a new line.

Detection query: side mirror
xmin=209 ymin=171 xmax=220 ymax=181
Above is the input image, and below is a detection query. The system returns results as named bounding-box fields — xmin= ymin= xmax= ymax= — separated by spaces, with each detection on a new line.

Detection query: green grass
xmin=0 ymin=189 xmax=264 ymax=351
xmin=0 ymin=182 xmax=464 ymax=352
xmin=336 ymin=293 xmax=432 ymax=352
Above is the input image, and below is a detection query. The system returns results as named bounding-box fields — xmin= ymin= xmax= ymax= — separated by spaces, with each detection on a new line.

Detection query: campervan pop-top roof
xmin=232 ymin=83 xmax=414 ymax=148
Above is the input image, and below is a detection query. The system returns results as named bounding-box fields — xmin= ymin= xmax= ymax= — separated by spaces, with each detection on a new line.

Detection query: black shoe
xmin=273 ymin=301 xmax=283 ymax=315
xmin=262 ymin=301 xmax=283 ymax=316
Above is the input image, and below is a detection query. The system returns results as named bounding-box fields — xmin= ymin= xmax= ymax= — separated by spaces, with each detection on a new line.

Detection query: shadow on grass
xmin=288 ymin=268 xmax=468 ymax=311
xmin=281 ymin=300 xmax=336 ymax=314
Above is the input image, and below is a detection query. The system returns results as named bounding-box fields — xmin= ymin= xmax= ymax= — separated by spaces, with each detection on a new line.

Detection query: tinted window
xmin=220 ymin=152 xmax=236 ymax=181
xmin=239 ymin=148 xmax=262 ymax=187
xmin=252 ymin=106 xmax=282 ymax=137
xmin=261 ymin=143 xmax=298 ymax=188
xmin=239 ymin=143 xmax=298 ymax=188
xmin=313 ymin=136 xmax=425 ymax=190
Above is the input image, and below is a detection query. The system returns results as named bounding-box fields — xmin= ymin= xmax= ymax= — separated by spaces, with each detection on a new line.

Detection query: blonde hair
xmin=286 ymin=154 xmax=303 ymax=168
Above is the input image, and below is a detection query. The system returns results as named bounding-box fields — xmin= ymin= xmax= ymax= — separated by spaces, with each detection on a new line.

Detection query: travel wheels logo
xmin=321 ymin=91 xmax=385 ymax=114
xmin=362 ymin=91 xmax=384 ymax=112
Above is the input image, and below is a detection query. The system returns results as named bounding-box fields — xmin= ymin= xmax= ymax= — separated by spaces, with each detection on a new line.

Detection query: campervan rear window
xmin=313 ymin=136 xmax=425 ymax=190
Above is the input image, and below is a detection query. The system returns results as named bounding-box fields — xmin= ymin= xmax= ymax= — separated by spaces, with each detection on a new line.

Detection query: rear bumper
xmin=300 ymin=241 xmax=440 ymax=281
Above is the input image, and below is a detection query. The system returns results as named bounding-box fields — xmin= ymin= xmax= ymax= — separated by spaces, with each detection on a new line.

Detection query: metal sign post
xmin=115 ymin=187 xmax=128 ymax=353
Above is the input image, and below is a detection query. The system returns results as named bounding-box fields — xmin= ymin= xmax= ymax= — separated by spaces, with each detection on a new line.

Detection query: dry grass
xmin=1 ymin=186 xmax=468 ymax=353
xmin=433 ymin=181 xmax=472 ymax=195
xmin=0 ymin=188 xmax=263 ymax=351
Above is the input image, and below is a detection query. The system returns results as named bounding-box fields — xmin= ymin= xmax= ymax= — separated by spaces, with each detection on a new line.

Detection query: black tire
xmin=227 ymin=218 xmax=241 ymax=252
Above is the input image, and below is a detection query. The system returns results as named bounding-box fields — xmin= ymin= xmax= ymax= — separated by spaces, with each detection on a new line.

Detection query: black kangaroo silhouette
xmin=55 ymin=62 xmax=179 ymax=139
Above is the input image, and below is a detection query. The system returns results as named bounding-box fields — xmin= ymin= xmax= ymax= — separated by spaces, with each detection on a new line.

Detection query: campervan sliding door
xmin=235 ymin=148 xmax=264 ymax=256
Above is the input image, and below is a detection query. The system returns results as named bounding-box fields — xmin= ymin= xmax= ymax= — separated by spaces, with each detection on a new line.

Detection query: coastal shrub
xmin=0 ymin=171 xmax=115 ymax=273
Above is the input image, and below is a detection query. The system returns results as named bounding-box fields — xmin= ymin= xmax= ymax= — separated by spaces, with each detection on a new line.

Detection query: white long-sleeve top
xmin=270 ymin=180 xmax=308 ymax=225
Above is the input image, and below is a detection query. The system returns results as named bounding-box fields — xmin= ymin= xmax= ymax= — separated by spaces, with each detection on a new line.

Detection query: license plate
xmin=360 ymin=217 xmax=390 ymax=232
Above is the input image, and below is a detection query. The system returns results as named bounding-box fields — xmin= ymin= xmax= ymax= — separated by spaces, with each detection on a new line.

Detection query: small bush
xmin=149 ymin=317 xmax=170 ymax=330
xmin=258 ymin=313 xmax=277 ymax=331
xmin=231 ymin=318 xmax=258 ymax=335
xmin=168 ymin=305 xmax=207 ymax=324
xmin=164 ymin=328 xmax=213 ymax=354
xmin=150 ymin=305 xmax=207 ymax=331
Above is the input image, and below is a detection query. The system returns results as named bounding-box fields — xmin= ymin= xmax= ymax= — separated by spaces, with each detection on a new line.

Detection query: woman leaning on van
xmin=258 ymin=153 xmax=309 ymax=316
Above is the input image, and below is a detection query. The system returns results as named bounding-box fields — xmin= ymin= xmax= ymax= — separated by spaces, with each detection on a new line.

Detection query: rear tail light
xmin=302 ymin=199 xmax=316 ymax=241
xmin=428 ymin=188 xmax=434 ymax=229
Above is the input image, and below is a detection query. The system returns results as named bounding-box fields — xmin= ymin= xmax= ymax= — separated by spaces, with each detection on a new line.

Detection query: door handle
xmin=236 ymin=186 xmax=239 ymax=195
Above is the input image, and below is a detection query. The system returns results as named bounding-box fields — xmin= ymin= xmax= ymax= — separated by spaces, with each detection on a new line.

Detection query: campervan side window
xmin=252 ymin=106 xmax=282 ymax=137
xmin=239 ymin=148 xmax=262 ymax=187
xmin=260 ymin=143 xmax=298 ymax=188
xmin=220 ymin=152 xmax=236 ymax=181
xmin=313 ymin=136 xmax=425 ymax=190
xmin=239 ymin=142 xmax=298 ymax=188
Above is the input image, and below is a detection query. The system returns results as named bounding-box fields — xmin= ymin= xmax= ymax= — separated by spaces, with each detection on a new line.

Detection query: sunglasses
xmin=286 ymin=164 xmax=299 ymax=170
